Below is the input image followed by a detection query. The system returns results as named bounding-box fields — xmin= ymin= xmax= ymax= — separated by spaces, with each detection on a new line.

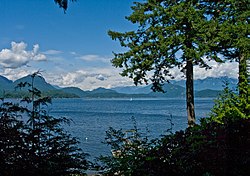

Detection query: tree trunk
xmin=186 ymin=58 xmax=195 ymax=127
xmin=238 ymin=52 xmax=248 ymax=98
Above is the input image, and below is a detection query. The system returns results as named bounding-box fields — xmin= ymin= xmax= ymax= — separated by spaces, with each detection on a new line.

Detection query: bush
xmin=209 ymin=83 xmax=250 ymax=123
xmin=0 ymin=72 xmax=89 ymax=176
xmin=99 ymin=117 xmax=155 ymax=175
xmin=100 ymin=117 xmax=250 ymax=176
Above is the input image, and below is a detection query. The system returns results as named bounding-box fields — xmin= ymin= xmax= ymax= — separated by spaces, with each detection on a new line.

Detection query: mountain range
xmin=111 ymin=76 xmax=238 ymax=94
xmin=0 ymin=75 xmax=237 ymax=98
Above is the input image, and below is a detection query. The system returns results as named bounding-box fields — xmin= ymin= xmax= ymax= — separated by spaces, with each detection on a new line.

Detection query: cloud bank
xmin=0 ymin=41 xmax=46 ymax=69
xmin=170 ymin=59 xmax=238 ymax=80
xmin=0 ymin=42 xmax=239 ymax=90
xmin=49 ymin=68 xmax=131 ymax=90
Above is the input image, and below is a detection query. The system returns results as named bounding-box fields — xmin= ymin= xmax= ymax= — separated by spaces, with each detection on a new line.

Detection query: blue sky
xmin=0 ymin=0 xmax=238 ymax=90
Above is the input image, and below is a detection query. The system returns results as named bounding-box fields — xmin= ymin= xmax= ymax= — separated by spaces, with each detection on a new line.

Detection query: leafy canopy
xmin=109 ymin=0 xmax=219 ymax=91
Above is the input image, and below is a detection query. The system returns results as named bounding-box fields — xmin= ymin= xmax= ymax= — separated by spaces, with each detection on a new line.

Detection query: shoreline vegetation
xmin=1 ymin=0 xmax=249 ymax=175
xmin=0 ymin=67 xmax=248 ymax=176
xmin=0 ymin=83 xmax=250 ymax=176
xmin=0 ymin=72 xmax=248 ymax=175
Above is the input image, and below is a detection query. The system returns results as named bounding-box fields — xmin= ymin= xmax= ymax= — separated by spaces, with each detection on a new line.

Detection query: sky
xmin=0 ymin=0 xmax=238 ymax=90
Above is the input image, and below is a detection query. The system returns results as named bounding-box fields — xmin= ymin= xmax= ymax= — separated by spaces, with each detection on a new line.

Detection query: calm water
xmin=49 ymin=98 xmax=215 ymax=160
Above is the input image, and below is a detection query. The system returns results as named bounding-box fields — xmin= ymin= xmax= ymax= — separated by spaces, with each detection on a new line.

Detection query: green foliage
xmin=109 ymin=0 xmax=247 ymax=126
xmin=0 ymin=72 xmax=88 ymax=176
xmin=203 ymin=0 xmax=250 ymax=98
xmin=99 ymin=117 xmax=155 ymax=175
xmin=204 ymin=0 xmax=249 ymax=59
xmin=108 ymin=0 xmax=214 ymax=91
xmin=100 ymin=117 xmax=250 ymax=176
xmin=0 ymin=101 xmax=29 ymax=175
xmin=209 ymin=83 xmax=250 ymax=123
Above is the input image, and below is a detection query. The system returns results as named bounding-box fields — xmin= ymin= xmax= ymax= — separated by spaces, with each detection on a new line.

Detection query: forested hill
xmin=0 ymin=75 xmax=236 ymax=98
xmin=112 ymin=77 xmax=237 ymax=95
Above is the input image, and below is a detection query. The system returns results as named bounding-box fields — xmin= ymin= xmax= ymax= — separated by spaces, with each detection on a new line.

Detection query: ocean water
xmin=49 ymin=98 xmax=215 ymax=160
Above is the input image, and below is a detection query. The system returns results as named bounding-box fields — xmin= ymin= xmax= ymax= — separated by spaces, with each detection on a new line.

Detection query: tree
xmin=108 ymin=0 xmax=217 ymax=127
xmin=203 ymin=0 xmax=249 ymax=99
xmin=0 ymin=72 xmax=89 ymax=175
xmin=209 ymin=82 xmax=250 ymax=123
xmin=0 ymin=101 xmax=29 ymax=175
xmin=100 ymin=114 xmax=250 ymax=176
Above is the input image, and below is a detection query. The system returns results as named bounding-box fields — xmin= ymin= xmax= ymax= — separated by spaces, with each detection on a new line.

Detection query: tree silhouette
xmin=54 ymin=0 xmax=76 ymax=12
xmin=0 ymin=72 xmax=89 ymax=176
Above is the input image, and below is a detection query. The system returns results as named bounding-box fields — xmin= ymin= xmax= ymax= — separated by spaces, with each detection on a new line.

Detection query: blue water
xmin=49 ymin=98 xmax=214 ymax=160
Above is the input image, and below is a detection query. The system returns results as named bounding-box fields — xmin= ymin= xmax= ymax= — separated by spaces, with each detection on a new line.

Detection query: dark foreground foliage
xmin=100 ymin=117 xmax=250 ymax=176
xmin=99 ymin=82 xmax=250 ymax=176
xmin=0 ymin=72 xmax=88 ymax=176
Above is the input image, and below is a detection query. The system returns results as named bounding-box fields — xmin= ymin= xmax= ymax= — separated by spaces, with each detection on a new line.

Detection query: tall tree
xmin=0 ymin=72 xmax=89 ymax=175
xmin=109 ymin=0 xmax=215 ymax=127
xmin=203 ymin=0 xmax=249 ymax=98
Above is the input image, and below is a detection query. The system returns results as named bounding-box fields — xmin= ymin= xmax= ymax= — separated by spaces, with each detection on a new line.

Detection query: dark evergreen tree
xmin=108 ymin=0 xmax=219 ymax=126
xmin=202 ymin=0 xmax=249 ymax=99
xmin=0 ymin=101 xmax=30 ymax=175
xmin=0 ymin=72 xmax=89 ymax=176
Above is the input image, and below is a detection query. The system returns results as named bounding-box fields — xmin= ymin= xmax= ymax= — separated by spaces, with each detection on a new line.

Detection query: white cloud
xmin=78 ymin=54 xmax=110 ymax=63
xmin=61 ymin=70 xmax=87 ymax=85
xmin=194 ymin=60 xmax=238 ymax=80
xmin=0 ymin=48 xmax=239 ymax=90
xmin=51 ymin=68 xmax=132 ymax=90
xmin=43 ymin=50 xmax=63 ymax=55
xmin=1 ymin=68 xmax=36 ymax=81
xmin=0 ymin=41 xmax=46 ymax=69
xmin=169 ymin=60 xmax=239 ymax=80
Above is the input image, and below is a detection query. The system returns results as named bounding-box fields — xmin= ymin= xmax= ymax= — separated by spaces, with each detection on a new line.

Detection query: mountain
xmin=61 ymin=87 xmax=121 ymax=98
xmin=0 ymin=75 xmax=13 ymax=91
xmin=85 ymin=87 xmax=123 ymax=98
xmin=84 ymin=87 xmax=141 ymax=98
xmin=1 ymin=74 xmax=149 ymax=98
xmin=112 ymin=76 xmax=237 ymax=95
xmin=114 ymin=83 xmax=186 ymax=98
xmin=14 ymin=75 xmax=56 ymax=91
xmin=171 ymin=76 xmax=237 ymax=91
xmin=0 ymin=74 xmax=236 ymax=98
xmin=0 ymin=75 xmax=78 ymax=98
xmin=0 ymin=75 xmax=12 ymax=84
xmin=149 ymin=83 xmax=186 ymax=98
xmin=61 ymin=87 xmax=88 ymax=97
xmin=111 ymin=77 xmax=237 ymax=98
xmin=53 ymin=85 xmax=62 ymax=89
xmin=83 ymin=87 xmax=150 ymax=98
xmin=112 ymin=85 xmax=152 ymax=94
xmin=195 ymin=89 xmax=222 ymax=98
xmin=89 ymin=87 xmax=118 ymax=94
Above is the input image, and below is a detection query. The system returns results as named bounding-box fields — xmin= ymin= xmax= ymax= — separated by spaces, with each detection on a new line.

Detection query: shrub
xmin=0 ymin=72 xmax=89 ymax=176
xmin=100 ymin=117 xmax=250 ymax=176
xmin=209 ymin=83 xmax=250 ymax=123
